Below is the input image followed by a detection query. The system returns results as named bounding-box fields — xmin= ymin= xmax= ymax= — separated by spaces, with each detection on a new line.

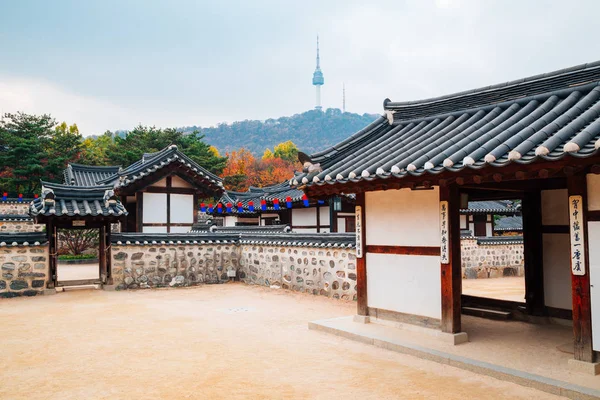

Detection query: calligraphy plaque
xmin=440 ymin=201 xmax=449 ymax=264
xmin=355 ymin=205 xmax=363 ymax=258
xmin=569 ymin=195 xmax=585 ymax=276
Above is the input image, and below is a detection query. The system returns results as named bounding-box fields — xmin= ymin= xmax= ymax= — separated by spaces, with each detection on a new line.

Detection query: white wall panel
xmin=292 ymin=208 xmax=316 ymax=226
xmin=170 ymin=194 xmax=193 ymax=223
xmin=319 ymin=206 xmax=330 ymax=226
xmin=143 ymin=193 xmax=167 ymax=223
xmin=587 ymin=174 xmax=600 ymax=211
xmin=460 ymin=215 xmax=467 ymax=229
xmin=541 ymin=189 xmax=569 ymax=226
xmin=588 ymin=222 xmax=600 ymax=351
xmin=365 ymin=187 xmax=440 ymax=246
xmin=293 ymin=228 xmax=318 ymax=233
xmin=224 ymin=216 xmax=238 ymax=227
xmin=367 ymin=253 xmax=441 ymax=319
xmin=542 ymin=233 xmax=572 ymax=310
xmin=337 ymin=218 xmax=346 ymax=233
xmin=143 ymin=226 xmax=167 ymax=233
xmin=170 ymin=226 xmax=192 ymax=233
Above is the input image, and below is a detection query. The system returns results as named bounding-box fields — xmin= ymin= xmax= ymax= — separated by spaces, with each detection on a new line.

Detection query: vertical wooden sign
xmin=569 ymin=195 xmax=585 ymax=276
xmin=440 ymin=201 xmax=449 ymax=264
xmin=355 ymin=205 xmax=363 ymax=258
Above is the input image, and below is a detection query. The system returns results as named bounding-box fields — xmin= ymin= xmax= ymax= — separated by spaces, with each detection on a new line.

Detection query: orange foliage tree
xmin=221 ymin=142 xmax=299 ymax=191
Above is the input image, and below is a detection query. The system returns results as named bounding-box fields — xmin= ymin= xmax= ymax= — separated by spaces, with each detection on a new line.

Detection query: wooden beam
xmin=47 ymin=220 xmax=57 ymax=289
xmin=591 ymin=164 xmax=600 ymax=175
xmin=166 ymin=176 xmax=171 ymax=233
xmin=515 ymin=171 xmax=526 ymax=180
xmin=356 ymin=193 xmax=368 ymax=316
xmin=473 ymin=175 xmax=483 ymax=184
xmin=439 ymin=184 xmax=461 ymax=333
xmin=539 ymin=169 xmax=549 ymax=179
xmin=567 ymin=174 xmax=595 ymax=363
xmin=99 ymin=224 xmax=107 ymax=284
xmin=136 ymin=191 xmax=143 ymax=233
xmin=492 ymin=173 xmax=503 ymax=183
xmin=522 ymin=190 xmax=545 ymax=316
xmin=365 ymin=245 xmax=440 ymax=256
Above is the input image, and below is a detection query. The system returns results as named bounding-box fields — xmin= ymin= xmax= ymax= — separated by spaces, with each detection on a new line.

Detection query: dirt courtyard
xmin=0 ymin=284 xmax=564 ymax=400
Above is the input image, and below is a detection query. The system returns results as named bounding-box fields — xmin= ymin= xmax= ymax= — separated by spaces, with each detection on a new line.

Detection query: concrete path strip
xmin=309 ymin=316 xmax=600 ymax=400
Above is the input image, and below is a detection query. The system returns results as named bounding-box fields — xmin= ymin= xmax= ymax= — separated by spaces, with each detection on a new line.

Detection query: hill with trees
xmin=181 ymin=108 xmax=379 ymax=155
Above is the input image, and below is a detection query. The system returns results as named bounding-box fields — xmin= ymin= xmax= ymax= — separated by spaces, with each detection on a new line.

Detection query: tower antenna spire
xmin=343 ymin=83 xmax=346 ymax=113
xmin=312 ymin=35 xmax=324 ymax=110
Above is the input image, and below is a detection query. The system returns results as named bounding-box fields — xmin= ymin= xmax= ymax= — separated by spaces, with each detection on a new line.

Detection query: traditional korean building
xmin=209 ymin=181 xmax=355 ymax=233
xmin=293 ymin=61 xmax=600 ymax=368
xmin=460 ymin=200 xmax=521 ymax=236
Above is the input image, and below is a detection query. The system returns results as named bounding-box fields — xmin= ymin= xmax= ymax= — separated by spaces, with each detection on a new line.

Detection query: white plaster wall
xmin=460 ymin=215 xmax=467 ymax=229
xmin=170 ymin=194 xmax=193 ymax=223
xmin=367 ymin=253 xmax=441 ymax=319
xmin=486 ymin=222 xmax=493 ymax=237
xmin=293 ymin=228 xmax=318 ymax=233
xmin=170 ymin=226 xmax=191 ymax=233
xmin=337 ymin=218 xmax=346 ymax=233
xmin=542 ymin=233 xmax=572 ymax=310
xmin=224 ymin=216 xmax=238 ymax=227
xmin=319 ymin=206 xmax=330 ymax=226
xmin=588 ymin=221 xmax=600 ymax=351
xmin=171 ymin=175 xmax=192 ymax=188
xmin=143 ymin=193 xmax=167 ymax=223
xmin=587 ymin=174 xmax=600 ymax=211
xmin=152 ymin=177 xmax=167 ymax=187
xmin=365 ymin=187 xmax=440 ymax=246
xmin=143 ymin=226 xmax=167 ymax=233
xmin=292 ymin=208 xmax=316 ymax=226
xmin=541 ymin=189 xmax=569 ymax=226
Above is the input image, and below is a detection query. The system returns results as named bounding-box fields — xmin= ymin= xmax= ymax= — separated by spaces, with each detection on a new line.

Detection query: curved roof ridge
xmin=385 ymin=60 xmax=600 ymax=111
xmin=68 ymin=163 xmax=120 ymax=171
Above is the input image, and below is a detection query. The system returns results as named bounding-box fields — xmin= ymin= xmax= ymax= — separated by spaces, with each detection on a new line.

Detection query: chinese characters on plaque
xmin=440 ymin=201 xmax=449 ymax=264
xmin=569 ymin=195 xmax=585 ymax=276
xmin=355 ymin=205 xmax=363 ymax=258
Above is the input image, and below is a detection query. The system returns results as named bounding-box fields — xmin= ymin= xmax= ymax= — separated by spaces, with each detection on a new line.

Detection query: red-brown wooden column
xmin=356 ymin=192 xmax=368 ymax=316
xmin=99 ymin=224 xmax=107 ymax=284
xmin=440 ymin=184 xmax=461 ymax=333
xmin=567 ymin=174 xmax=595 ymax=363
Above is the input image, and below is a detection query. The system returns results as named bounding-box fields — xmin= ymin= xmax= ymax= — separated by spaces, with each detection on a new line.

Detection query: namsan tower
xmin=312 ymin=36 xmax=324 ymax=110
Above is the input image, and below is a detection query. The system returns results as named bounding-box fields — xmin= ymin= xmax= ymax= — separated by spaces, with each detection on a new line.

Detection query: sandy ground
xmin=0 ymin=284 xmax=565 ymax=400
xmin=57 ymin=262 xmax=99 ymax=281
xmin=462 ymin=276 xmax=526 ymax=302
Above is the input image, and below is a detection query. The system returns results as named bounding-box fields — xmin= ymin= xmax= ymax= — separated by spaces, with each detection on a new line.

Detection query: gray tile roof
xmin=0 ymin=232 xmax=48 ymax=246
xmin=494 ymin=216 xmax=523 ymax=231
xmin=0 ymin=214 xmax=33 ymax=222
xmin=191 ymin=224 xmax=292 ymax=234
xmin=99 ymin=145 xmax=224 ymax=193
xmin=476 ymin=236 xmax=523 ymax=245
xmin=293 ymin=61 xmax=600 ymax=188
xmin=30 ymin=182 xmax=127 ymax=218
xmin=111 ymin=232 xmax=355 ymax=248
xmin=64 ymin=164 xmax=121 ymax=186
xmin=214 ymin=181 xmax=309 ymax=214
xmin=461 ymin=200 xmax=521 ymax=214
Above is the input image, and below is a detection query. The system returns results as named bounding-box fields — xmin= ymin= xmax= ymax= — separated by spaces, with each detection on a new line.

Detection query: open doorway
xmin=461 ymin=199 xmax=525 ymax=304
xmin=56 ymin=228 xmax=101 ymax=285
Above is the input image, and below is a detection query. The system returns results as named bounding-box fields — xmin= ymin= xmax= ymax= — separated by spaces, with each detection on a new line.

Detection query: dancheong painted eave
xmin=292 ymin=61 xmax=600 ymax=193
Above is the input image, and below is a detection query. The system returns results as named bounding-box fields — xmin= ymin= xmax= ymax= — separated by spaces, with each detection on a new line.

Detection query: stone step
xmin=462 ymin=306 xmax=512 ymax=320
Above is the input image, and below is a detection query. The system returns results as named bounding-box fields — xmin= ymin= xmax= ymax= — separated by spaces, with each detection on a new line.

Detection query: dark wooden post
xmin=120 ymin=195 xmax=128 ymax=232
xmin=47 ymin=220 xmax=57 ymax=288
xmin=193 ymin=192 xmax=199 ymax=224
xmin=440 ymin=184 xmax=461 ymax=333
xmin=522 ymin=190 xmax=545 ymax=316
xmin=106 ymin=222 xmax=113 ymax=285
xmin=567 ymin=174 xmax=595 ymax=363
xmin=356 ymin=192 xmax=368 ymax=316
xmin=99 ymin=224 xmax=107 ymax=284
xmin=166 ymin=176 xmax=172 ymax=233
xmin=136 ymin=191 xmax=143 ymax=232
xmin=329 ymin=197 xmax=338 ymax=233
xmin=316 ymin=202 xmax=321 ymax=233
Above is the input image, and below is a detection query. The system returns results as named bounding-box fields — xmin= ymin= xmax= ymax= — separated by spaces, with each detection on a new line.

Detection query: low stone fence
xmin=461 ymin=236 xmax=524 ymax=279
xmin=0 ymin=218 xmax=45 ymax=233
xmin=110 ymin=232 xmax=356 ymax=299
xmin=0 ymin=233 xmax=49 ymax=298
xmin=238 ymin=234 xmax=357 ymax=300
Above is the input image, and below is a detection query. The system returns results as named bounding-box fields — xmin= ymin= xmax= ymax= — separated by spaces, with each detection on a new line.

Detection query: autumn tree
xmin=222 ymin=148 xmax=257 ymax=191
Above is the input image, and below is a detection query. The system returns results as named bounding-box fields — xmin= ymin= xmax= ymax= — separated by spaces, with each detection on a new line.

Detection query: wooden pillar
xmin=440 ymin=184 xmax=461 ymax=333
xmin=329 ymin=197 xmax=338 ymax=233
xmin=522 ymin=190 xmax=545 ymax=316
xmin=316 ymin=203 xmax=321 ymax=233
xmin=166 ymin=176 xmax=172 ymax=233
xmin=120 ymin=195 xmax=128 ymax=232
xmin=356 ymin=193 xmax=368 ymax=316
xmin=193 ymin=192 xmax=199 ymax=224
xmin=136 ymin=191 xmax=143 ymax=232
xmin=47 ymin=220 xmax=57 ymax=288
xmin=106 ymin=222 xmax=113 ymax=285
xmin=99 ymin=224 xmax=107 ymax=284
xmin=567 ymin=174 xmax=595 ymax=363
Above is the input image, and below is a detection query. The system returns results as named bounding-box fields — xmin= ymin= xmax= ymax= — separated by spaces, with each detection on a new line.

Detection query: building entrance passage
xmin=56 ymin=228 xmax=102 ymax=286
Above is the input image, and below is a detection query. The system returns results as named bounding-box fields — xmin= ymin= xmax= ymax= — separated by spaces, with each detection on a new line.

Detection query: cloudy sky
xmin=1 ymin=0 xmax=599 ymax=135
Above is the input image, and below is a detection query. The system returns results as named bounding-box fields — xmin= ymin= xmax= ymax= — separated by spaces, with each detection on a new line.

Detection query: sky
xmin=1 ymin=0 xmax=600 ymax=136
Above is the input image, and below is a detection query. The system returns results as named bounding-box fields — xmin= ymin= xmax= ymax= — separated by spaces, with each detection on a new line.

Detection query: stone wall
xmin=461 ymin=238 xmax=524 ymax=279
xmin=0 ymin=202 xmax=30 ymax=215
xmin=0 ymin=220 xmax=45 ymax=233
xmin=111 ymin=243 xmax=240 ymax=289
xmin=238 ymin=244 xmax=357 ymax=300
xmin=0 ymin=244 xmax=49 ymax=298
